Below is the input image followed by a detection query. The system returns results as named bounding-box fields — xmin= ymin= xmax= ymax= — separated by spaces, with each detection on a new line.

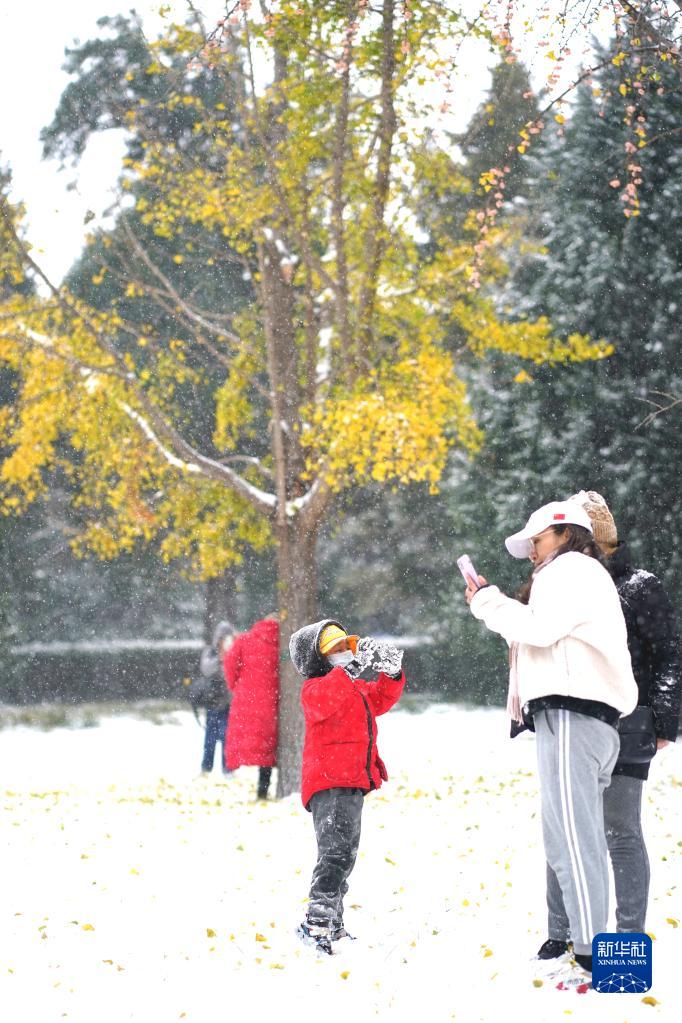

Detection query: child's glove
xmin=354 ymin=637 xmax=404 ymax=678
xmin=343 ymin=658 xmax=364 ymax=680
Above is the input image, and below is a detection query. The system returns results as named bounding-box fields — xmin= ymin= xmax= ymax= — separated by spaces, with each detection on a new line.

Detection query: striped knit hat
xmin=568 ymin=490 xmax=617 ymax=546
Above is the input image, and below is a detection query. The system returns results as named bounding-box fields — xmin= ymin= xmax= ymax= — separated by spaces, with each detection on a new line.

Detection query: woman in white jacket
xmin=465 ymin=501 xmax=637 ymax=984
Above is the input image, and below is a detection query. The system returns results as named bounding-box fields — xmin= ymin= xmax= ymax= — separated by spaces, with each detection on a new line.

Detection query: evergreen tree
xmin=457 ymin=60 xmax=540 ymax=204
xmin=429 ymin=34 xmax=682 ymax=657
xmin=501 ymin=37 xmax=682 ymax=601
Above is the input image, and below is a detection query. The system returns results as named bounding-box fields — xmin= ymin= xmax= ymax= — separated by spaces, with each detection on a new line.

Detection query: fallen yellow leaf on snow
xmin=642 ymin=996 xmax=659 ymax=1006
xmin=666 ymin=918 xmax=679 ymax=928
xmin=206 ymin=928 xmax=216 ymax=938
xmin=81 ymin=924 xmax=95 ymax=931
xmin=532 ymin=979 xmax=543 ymax=988
xmin=255 ymin=933 xmax=267 ymax=942
xmin=340 ymin=971 xmax=350 ymax=980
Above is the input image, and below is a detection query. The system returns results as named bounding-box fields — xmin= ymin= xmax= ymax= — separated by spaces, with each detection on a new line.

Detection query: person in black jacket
xmin=199 ymin=620 xmax=235 ymax=776
xmin=537 ymin=491 xmax=682 ymax=961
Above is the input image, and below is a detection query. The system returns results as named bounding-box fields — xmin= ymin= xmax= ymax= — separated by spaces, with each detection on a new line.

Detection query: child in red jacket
xmin=289 ymin=618 xmax=405 ymax=954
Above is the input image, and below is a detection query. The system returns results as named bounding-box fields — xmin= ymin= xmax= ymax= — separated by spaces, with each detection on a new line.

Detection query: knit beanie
xmin=568 ymin=490 xmax=618 ymax=546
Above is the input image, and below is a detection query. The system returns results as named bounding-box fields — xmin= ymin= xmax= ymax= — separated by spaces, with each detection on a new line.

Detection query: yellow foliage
xmin=0 ymin=4 xmax=616 ymax=582
xmin=302 ymin=346 xmax=482 ymax=490
xmin=453 ymin=299 xmax=613 ymax=365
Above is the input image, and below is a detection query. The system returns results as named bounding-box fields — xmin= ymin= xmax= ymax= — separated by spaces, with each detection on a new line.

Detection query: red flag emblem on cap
xmin=553 ymin=513 xmax=566 ymax=520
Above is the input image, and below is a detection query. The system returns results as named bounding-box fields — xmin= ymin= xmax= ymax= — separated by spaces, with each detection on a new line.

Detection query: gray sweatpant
xmin=307 ymin=787 xmax=364 ymax=929
xmin=535 ymin=708 xmax=620 ymax=956
xmin=547 ymin=773 xmax=650 ymax=936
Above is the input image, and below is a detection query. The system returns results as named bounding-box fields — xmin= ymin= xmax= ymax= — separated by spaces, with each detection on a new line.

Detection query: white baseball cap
xmin=505 ymin=501 xmax=593 ymax=559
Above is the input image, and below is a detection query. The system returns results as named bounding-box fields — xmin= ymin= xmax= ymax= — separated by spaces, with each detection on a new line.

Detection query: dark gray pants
xmin=535 ymin=709 xmax=619 ymax=956
xmin=547 ymin=773 xmax=650 ymax=937
xmin=307 ymin=787 xmax=363 ymax=929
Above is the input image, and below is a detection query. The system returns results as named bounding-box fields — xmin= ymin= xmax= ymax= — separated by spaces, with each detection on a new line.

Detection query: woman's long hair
xmin=515 ymin=524 xmax=602 ymax=605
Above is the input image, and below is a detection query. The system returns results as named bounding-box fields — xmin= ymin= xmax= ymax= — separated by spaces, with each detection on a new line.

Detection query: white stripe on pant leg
xmin=561 ymin=711 xmax=594 ymax=940
xmin=557 ymin=712 xmax=588 ymax=941
xmin=557 ymin=710 xmax=592 ymax=944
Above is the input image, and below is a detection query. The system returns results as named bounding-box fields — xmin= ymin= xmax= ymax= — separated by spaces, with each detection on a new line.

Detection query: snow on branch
xmin=121 ymin=402 xmax=278 ymax=511
xmin=121 ymin=403 xmax=203 ymax=473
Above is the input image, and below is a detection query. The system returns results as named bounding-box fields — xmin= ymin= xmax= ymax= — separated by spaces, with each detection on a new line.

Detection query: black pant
xmin=257 ymin=766 xmax=272 ymax=800
xmin=307 ymin=787 xmax=363 ymax=929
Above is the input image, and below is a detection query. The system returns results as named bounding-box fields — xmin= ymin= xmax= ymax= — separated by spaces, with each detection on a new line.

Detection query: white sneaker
xmin=552 ymin=960 xmax=592 ymax=994
xmin=531 ymin=951 xmax=574 ymax=980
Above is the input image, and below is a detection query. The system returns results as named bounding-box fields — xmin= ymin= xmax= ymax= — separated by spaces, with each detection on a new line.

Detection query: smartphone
xmin=457 ymin=554 xmax=481 ymax=590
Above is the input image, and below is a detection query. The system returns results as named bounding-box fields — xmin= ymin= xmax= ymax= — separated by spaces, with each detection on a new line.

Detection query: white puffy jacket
xmin=469 ymin=551 xmax=638 ymax=716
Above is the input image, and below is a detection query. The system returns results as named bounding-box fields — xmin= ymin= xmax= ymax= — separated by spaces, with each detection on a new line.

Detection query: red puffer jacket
xmin=223 ymin=619 xmax=279 ymax=770
xmin=300 ymin=666 xmax=404 ymax=810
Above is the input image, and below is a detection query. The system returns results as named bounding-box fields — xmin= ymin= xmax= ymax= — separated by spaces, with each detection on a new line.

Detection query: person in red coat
xmin=222 ymin=614 xmax=279 ymax=800
xmin=289 ymin=618 xmax=404 ymax=954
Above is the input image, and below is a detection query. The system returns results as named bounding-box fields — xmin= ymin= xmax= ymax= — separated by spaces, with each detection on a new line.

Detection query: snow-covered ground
xmin=0 ymin=704 xmax=679 ymax=1022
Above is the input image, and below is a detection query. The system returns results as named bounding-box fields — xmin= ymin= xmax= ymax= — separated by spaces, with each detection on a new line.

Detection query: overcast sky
xmin=0 ymin=2 xmax=608 ymax=283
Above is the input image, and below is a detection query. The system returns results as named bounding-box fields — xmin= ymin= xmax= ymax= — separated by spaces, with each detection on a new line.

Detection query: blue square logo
xmin=592 ymin=932 xmax=652 ymax=994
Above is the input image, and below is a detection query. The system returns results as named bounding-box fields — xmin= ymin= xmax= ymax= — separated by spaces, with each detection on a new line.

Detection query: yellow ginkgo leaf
xmin=642 ymin=996 xmax=659 ymax=1006
xmin=666 ymin=917 xmax=679 ymax=928
xmin=206 ymin=928 xmax=216 ymax=938
xmin=81 ymin=924 xmax=95 ymax=932
xmin=255 ymin=933 xmax=267 ymax=942
xmin=340 ymin=970 xmax=350 ymax=980
xmin=532 ymin=979 xmax=543 ymax=987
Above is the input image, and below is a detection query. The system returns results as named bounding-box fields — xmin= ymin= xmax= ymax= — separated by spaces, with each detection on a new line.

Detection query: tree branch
xmin=0 ymin=197 xmax=276 ymax=517
xmin=617 ymin=1 xmax=681 ymax=57
xmin=357 ymin=0 xmax=397 ymax=360
xmin=331 ymin=3 xmax=356 ymax=376
xmin=119 ymin=216 xmax=244 ymax=346
xmin=240 ymin=19 xmax=340 ymax=299
xmin=636 ymin=390 xmax=682 ymax=428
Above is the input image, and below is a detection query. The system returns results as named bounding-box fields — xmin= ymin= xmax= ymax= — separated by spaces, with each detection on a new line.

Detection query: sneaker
xmin=553 ymin=959 xmax=592 ymax=994
xmin=297 ymin=921 xmax=333 ymax=956
xmin=331 ymin=925 xmax=356 ymax=942
xmin=535 ymin=938 xmax=571 ymax=960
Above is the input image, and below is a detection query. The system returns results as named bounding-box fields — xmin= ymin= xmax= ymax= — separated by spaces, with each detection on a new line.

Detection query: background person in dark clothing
xmin=199 ymin=621 xmax=235 ymax=775
xmin=539 ymin=491 xmax=682 ymax=958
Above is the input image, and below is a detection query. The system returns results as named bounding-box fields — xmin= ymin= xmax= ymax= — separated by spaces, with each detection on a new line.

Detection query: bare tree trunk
xmin=203 ymin=569 xmax=237 ymax=642
xmin=275 ymin=515 xmax=320 ymax=797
